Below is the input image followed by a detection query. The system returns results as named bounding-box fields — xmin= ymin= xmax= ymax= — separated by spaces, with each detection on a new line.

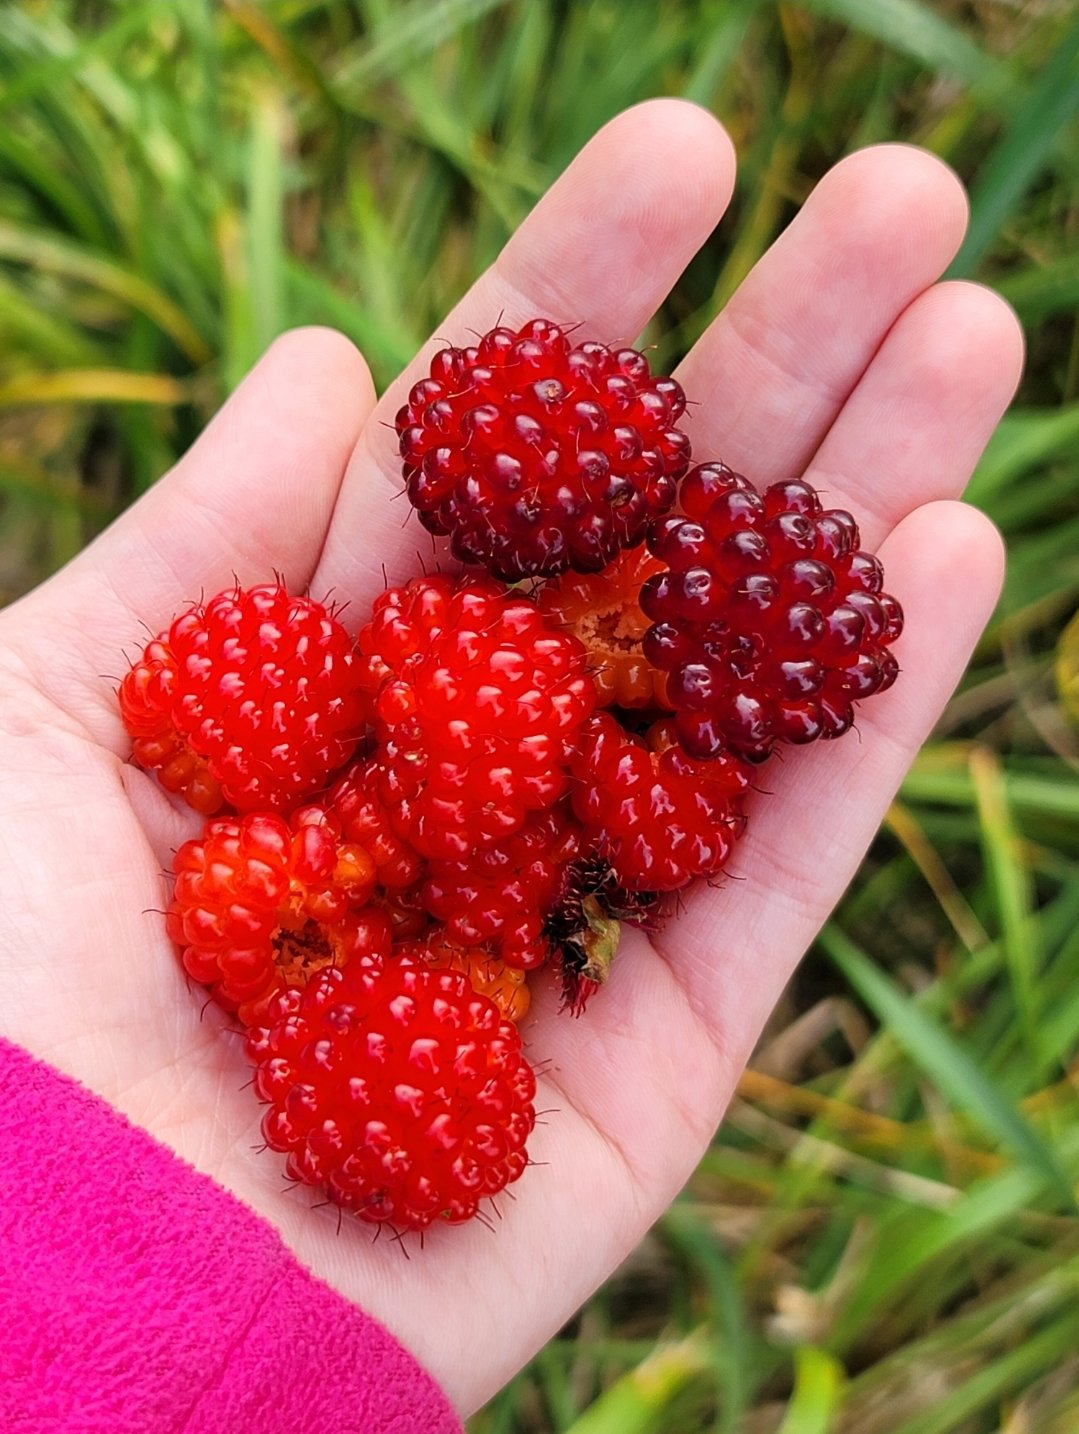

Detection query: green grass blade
xmin=332 ymin=0 xmax=512 ymax=89
xmin=795 ymin=0 xmax=994 ymax=84
xmin=967 ymin=404 xmax=1079 ymax=506
xmin=950 ymin=21 xmax=1079 ymax=275
xmin=996 ymin=257 xmax=1079 ymax=327
xmin=560 ymin=1331 xmax=712 ymax=1434
xmin=664 ymin=1205 xmax=753 ymax=1431
xmin=246 ymin=88 xmax=286 ymax=361
xmin=0 ymin=220 xmax=212 ymax=365
xmin=969 ymin=747 xmax=1042 ymax=1059
xmin=0 ymin=3 xmax=156 ymax=113
xmin=820 ymin=925 xmax=1076 ymax=1210
xmin=777 ymin=1347 xmax=844 ymax=1434
xmin=891 ymin=1313 xmax=1079 ymax=1434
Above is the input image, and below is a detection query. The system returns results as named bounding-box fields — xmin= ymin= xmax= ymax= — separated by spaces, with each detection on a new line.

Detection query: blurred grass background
xmin=2 ymin=0 xmax=1079 ymax=1428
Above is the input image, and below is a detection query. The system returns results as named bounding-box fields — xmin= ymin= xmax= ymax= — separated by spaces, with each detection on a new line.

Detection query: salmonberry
xmin=537 ymin=547 xmax=671 ymax=709
xmin=167 ymin=807 xmax=392 ymax=1024
xmin=421 ymin=806 xmax=580 ymax=971
xmin=246 ymin=962 xmax=537 ymax=1230
xmin=395 ymin=318 xmax=691 ymax=580
xmin=119 ymin=582 xmax=365 ymax=814
xmin=570 ymin=713 xmax=751 ymax=892
xmin=642 ymin=464 xmax=903 ymax=761
xmin=358 ymin=574 xmax=596 ymax=860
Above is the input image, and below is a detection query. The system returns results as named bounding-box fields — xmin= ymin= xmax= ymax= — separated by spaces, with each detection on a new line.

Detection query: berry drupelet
xmin=641 ymin=464 xmax=903 ymax=761
xmin=322 ymin=757 xmax=424 ymax=892
xmin=246 ymin=961 xmax=537 ymax=1230
xmin=421 ymin=806 xmax=581 ymax=971
xmin=395 ymin=318 xmax=691 ymax=581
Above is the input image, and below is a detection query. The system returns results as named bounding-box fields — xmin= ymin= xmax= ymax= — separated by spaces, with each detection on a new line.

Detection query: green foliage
xmin=2 ymin=1 xmax=1079 ymax=1428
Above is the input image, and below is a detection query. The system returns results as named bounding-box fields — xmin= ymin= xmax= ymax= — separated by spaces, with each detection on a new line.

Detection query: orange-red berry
xmin=358 ymin=574 xmax=596 ymax=860
xmin=119 ymin=582 xmax=366 ymax=813
xmin=167 ymin=806 xmax=392 ymax=1023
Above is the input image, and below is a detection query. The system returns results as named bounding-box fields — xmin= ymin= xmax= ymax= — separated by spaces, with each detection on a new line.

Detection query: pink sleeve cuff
xmin=0 ymin=1036 xmax=462 ymax=1434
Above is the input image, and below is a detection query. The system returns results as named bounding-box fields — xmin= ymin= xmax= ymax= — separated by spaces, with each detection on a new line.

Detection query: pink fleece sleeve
xmin=0 ymin=1036 xmax=462 ymax=1434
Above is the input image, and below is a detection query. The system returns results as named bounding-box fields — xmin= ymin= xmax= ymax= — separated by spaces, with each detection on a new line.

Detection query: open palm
xmin=0 ymin=102 xmax=1020 ymax=1417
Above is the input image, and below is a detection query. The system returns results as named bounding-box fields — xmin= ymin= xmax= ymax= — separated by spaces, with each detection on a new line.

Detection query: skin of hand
xmin=0 ymin=100 xmax=1021 ymax=1415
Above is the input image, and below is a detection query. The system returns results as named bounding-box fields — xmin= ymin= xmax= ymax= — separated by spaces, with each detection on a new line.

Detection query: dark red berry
xmin=395 ymin=318 xmax=691 ymax=580
xmin=642 ymin=464 xmax=903 ymax=760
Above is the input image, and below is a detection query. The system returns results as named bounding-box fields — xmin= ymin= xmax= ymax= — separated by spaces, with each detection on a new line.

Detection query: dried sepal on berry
xmin=543 ymin=856 xmax=660 ymax=1015
xmin=395 ymin=318 xmax=691 ymax=580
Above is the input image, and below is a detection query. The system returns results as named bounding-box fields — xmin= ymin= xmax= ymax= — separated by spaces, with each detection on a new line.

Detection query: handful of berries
xmin=119 ymin=319 xmax=902 ymax=1234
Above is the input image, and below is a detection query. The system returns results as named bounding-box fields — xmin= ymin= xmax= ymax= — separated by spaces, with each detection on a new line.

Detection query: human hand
xmin=0 ymin=100 xmax=1021 ymax=1415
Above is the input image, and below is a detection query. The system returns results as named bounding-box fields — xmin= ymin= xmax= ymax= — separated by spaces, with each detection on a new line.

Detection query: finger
xmin=802 ymin=281 xmax=1024 ymax=547
xmin=5 ymin=328 xmax=376 ymax=731
xmin=658 ymin=500 xmax=1005 ymax=1075
xmin=310 ymin=98 xmax=737 ymax=600
xmin=676 ymin=145 xmax=970 ymax=484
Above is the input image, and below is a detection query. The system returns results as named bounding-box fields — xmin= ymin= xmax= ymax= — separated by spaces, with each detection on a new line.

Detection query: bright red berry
xmin=395 ymin=318 xmax=691 ymax=580
xmin=119 ymin=582 xmax=366 ymax=814
xmin=569 ymin=713 xmax=751 ymax=892
xmin=537 ymin=546 xmax=672 ymax=709
xmin=358 ymin=574 xmax=596 ymax=860
xmin=167 ymin=807 xmax=393 ymax=1024
xmin=246 ymin=961 xmax=537 ymax=1229
xmin=641 ymin=465 xmax=903 ymax=761
xmin=421 ymin=806 xmax=580 ymax=971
